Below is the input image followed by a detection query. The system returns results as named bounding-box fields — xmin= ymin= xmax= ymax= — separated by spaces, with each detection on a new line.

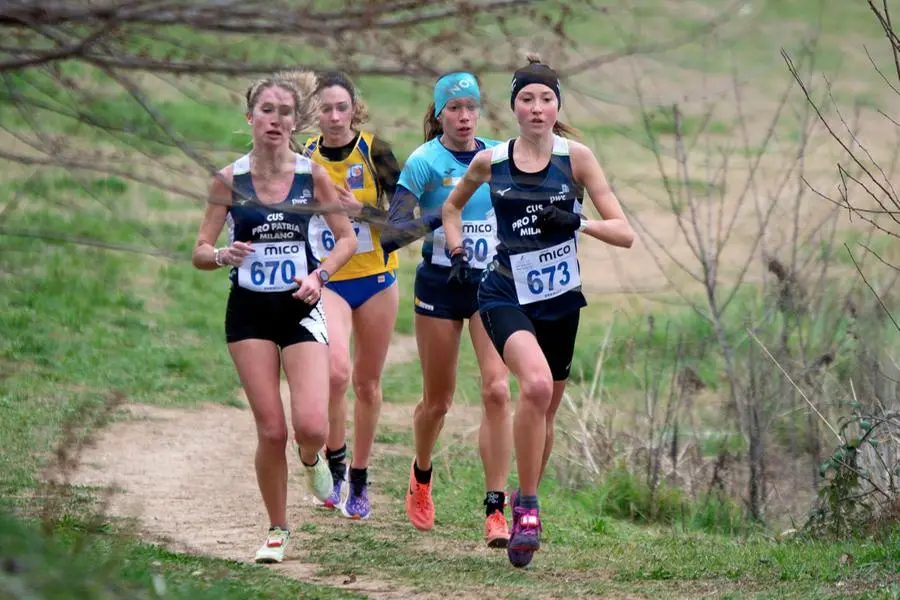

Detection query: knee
xmin=481 ymin=377 xmax=510 ymax=414
xmin=257 ymin=421 xmax=289 ymax=450
xmin=293 ymin=415 xmax=327 ymax=449
xmin=519 ymin=373 xmax=553 ymax=412
xmin=420 ymin=393 xmax=453 ymax=421
xmin=330 ymin=355 xmax=351 ymax=393
xmin=352 ymin=373 xmax=382 ymax=404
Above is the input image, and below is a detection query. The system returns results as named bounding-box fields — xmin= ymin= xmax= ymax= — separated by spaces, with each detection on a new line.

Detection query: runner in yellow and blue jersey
xmin=441 ymin=54 xmax=635 ymax=568
xmin=300 ymin=71 xmax=402 ymax=521
xmin=378 ymin=72 xmax=513 ymax=548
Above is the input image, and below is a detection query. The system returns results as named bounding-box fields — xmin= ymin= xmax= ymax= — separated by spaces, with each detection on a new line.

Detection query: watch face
xmin=319 ymin=269 xmax=329 ymax=282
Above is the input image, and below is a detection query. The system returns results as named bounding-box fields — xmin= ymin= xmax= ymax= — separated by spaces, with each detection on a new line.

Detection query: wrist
xmin=449 ymin=245 xmax=467 ymax=260
xmin=314 ymin=267 xmax=330 ymax=285
xmin=214 ymin=247 xmax=226 ymax=267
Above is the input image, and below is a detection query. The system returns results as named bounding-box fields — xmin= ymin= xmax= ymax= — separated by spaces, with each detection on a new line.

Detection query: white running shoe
xmin=304 ymin=454 xmax=333 ymax=503
xmin=254 ymin=526 xmax=290 ymax=564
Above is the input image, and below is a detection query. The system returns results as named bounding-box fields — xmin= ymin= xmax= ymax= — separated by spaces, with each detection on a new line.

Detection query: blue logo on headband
xmin=433 ymin=72 xmax=481 ymax=117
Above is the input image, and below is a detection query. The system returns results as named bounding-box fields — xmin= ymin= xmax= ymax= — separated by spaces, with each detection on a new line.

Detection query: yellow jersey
xmin=304 ymin=131 xmax=399 ymax=282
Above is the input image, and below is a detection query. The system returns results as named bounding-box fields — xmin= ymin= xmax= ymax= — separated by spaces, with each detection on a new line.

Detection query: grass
xmin=0 ymin=512 xmax=362 ymax=599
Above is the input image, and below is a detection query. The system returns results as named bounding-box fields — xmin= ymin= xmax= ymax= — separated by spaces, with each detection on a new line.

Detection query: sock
xmin=519 ymin=494 xmax=539 ymax=510
xmin=484 ymin=490 xmax=506 ymax=517
xmin=299 ymin=452 xmax=318 ymax=468
xmin=326 ymin=444 xmax=347 ymax=483
xmin=349 ymin=467 xmax=367 ymax=495
xmin=413 ymin=460 xmax=432 ymax=485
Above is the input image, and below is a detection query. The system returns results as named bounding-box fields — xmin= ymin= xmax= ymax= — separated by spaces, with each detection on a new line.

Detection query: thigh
xmin=281 ymin=339 xmax=330 ymax=424
xmin=479 ymin=304 xmax=536 ymax=361
xmin=350 ymin=279 xmax=399 ymax=381
xmin=468 ymin=311 xmax=508 ymax=384
xmin=533 ymin=309 xmax=581 ymax=382
xmin=480 ymin=305 xmax=552 ymax=383
xmin=415 ymin=313 xmax=464 ymax=396
xmin=322 ymin=287 xmax=353 ymax=364
xmin=228 ymin=338 xmax=285 ymax=429
xmin=225 ymin=286 xmax=276 ymax=345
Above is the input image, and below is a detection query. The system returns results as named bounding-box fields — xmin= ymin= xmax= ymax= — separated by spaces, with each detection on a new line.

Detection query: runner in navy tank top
xmin=191 ymin=74 xmax=357 ymax=565
xmin=441 ymin=54 xmax=635 ymax=569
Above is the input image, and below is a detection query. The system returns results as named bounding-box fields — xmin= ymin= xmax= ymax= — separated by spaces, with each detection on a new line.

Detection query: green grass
xmin=299 ymin=449 xmax=899 ymax=598
xmin=0 ymin=512 xmax=362 ymax=600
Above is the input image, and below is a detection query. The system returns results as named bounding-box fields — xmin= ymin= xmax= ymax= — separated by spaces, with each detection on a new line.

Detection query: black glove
xmin=447 ymin=250 xmax=471 ymax=286
xmin=536 ymin=204 xmax=582 ymax=233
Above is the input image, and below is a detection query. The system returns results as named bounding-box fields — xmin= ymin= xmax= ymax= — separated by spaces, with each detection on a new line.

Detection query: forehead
xmin=444 ymin=96 xmax=479 ymax=107
xmin=256 ymin=85 xmax=295 ymax=106
xmin=518 ymin=83 xmax=555 ymax=96
xmin=319 ymin=85 xmax=352 ymax=105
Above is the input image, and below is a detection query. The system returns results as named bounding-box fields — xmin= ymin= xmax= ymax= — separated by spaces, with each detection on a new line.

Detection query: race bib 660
xmin=237 ymin=242 xmax=308 ymax=292
xmin=510 ymin=238 xmax=581 ymax=305
xmin=431 ymin=219 xmax=499 ymax=270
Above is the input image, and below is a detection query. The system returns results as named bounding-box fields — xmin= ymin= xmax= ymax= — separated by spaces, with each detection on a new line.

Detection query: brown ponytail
xmin=553 ymin=121 xmax=581 ymax=139
xmin=423 ymin=101 xmax=443 ymax=142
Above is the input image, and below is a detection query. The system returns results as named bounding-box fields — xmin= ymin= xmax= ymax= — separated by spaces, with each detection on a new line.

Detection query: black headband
xmin=510 ymin=63 xmax=561 ymax=109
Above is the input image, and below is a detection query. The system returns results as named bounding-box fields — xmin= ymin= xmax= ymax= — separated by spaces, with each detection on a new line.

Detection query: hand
xmin=536 ymin=204 xmax=582 ymax=234
xmin=291 ymin=272 xmax=323 ymax=305
xmin=447 ymin=249 xmax=471 ymax=287
xmin=218 ymin=241 xmax=253 ymax=266
xmin=334 ymin=182 xmax=364 ymax=217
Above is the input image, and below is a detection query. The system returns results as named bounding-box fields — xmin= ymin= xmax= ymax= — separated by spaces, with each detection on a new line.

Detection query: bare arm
xmin=315 ymin=162 xmax=357 ymax=276
xmin=571 ymin=142 xmax=635 ymax=248
xmin=441 ymin=149 xmax=492 ymax=254
xmin=192 ymin=166 xmax=250 ymax=270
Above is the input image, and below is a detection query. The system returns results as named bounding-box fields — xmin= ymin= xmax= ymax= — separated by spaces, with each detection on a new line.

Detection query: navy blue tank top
xmin=477 ymin=135 xmax=587 ymax=319
xmin=226 ymin=153 xmax=320 ymax=292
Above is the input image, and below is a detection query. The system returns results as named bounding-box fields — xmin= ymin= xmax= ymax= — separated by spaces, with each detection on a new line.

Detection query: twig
xmin=746 ymin=327 xmax=842 ymax=443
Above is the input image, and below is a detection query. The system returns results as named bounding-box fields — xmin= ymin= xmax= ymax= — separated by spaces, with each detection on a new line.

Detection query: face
xmin=513 ymin=83 xmax=558 ymax=135
xmin=439 ymin=97 xmax=479 ymax=145
xmin=247 ymin=85 xmax=296 ymax=149
xmin=318 ymin=85 xmax=354 ymax=139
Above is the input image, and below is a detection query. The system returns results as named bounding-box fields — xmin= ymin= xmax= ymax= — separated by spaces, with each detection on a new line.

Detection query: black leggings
xmin=480 ymin=305 xmax=580 ymax=381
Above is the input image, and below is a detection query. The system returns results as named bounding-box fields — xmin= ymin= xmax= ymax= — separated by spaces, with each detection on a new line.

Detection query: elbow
xmin=191 ymin=250 xmax=207 ymax=270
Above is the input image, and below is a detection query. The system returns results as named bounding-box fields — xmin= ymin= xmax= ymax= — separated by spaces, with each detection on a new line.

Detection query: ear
xmin=246 ymin=111 xmax=252 ymax=125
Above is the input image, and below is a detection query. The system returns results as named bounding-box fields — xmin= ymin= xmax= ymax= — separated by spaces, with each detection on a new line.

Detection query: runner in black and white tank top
xmin=438 ymin=54 xmax=635 ymax=570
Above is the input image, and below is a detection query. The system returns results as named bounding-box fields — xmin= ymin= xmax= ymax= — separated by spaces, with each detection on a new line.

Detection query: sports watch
xmin=316 ymin=268 xmax=330 ymax=284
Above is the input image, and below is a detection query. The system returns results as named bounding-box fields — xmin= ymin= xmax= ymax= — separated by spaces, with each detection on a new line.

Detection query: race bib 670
xmin=237 ymin=242 xmax=309 ymax=292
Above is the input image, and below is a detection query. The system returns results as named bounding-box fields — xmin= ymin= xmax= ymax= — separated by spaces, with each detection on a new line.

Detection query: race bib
xmin=308 ymin=214 xmax=374 ymax=259
xmin=431 ymin=219 xmax=499 ymax=270
xmin=237 ymin=241 xmax=308 ymax=292
xmin=510 ymin=238 xmax=581 ymax=305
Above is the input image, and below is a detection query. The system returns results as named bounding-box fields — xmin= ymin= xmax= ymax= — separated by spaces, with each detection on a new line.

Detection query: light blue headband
xmin=433 ymin=72 xmax=481 ymax=117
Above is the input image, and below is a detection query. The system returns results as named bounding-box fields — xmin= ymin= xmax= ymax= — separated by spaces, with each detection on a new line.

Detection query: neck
xmin=440 ymin=133 xmax=477 ymax=152
xmin=322 ymin=129 xmax=356 ymax=148
xmin=250 ymin=146 xmax=291 ymax=177
xmin=516 ymin=130 xmax=554 ymax=157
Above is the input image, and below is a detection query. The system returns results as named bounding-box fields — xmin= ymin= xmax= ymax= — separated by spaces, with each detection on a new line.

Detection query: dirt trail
xmin=71 ymin=334 xmax=485 ymax=599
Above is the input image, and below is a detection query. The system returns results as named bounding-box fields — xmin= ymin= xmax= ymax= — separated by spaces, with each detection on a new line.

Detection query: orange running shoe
xmin=484 ymin=510 xmax=510 ymax=548
xmin=405 ymin=459 xmax=435 ymax=531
